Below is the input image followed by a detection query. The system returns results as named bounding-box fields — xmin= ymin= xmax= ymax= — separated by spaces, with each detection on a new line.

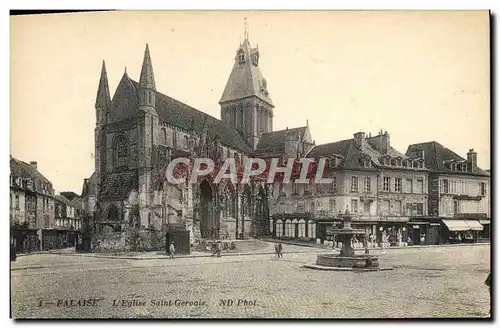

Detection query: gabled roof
xmin=306 ymin=136 xmax=415 ymax=171
xmin=406 ymin=141 xmax=490 ymax=176
xmin=54 ymin=195 xmax=73 ymax=206
xmin=10 ymin=156 xmax=54 ymax=193
xmin=255 ymin=127 xmax=307 ymax=157
xmin=60 ymin=191 xmax=79 ymax=201
xmin=306 ymin=139 xmax=352 ymax=160
xmin=128 ymin=80 xmax=253 ymax=154
xmin=306 ymin=139 xmax=371 ymax=170
xmin=219 ymin=39 xmax=273 ymax=106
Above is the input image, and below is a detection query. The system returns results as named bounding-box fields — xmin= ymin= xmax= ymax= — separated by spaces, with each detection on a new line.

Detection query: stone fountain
xmin=305 ymin=209 xmax=392 ymax=272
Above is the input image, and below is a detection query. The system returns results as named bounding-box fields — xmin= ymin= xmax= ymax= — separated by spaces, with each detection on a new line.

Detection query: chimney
xmin=29 ymin=161 xmax=37 ymax=169
xmin=381 ymin=132 xmax=390 ymax=154
xmin=467 ymin=149 xmax=477 ymax=172
xmin=353 ymin=132 xmax=366 ymax=148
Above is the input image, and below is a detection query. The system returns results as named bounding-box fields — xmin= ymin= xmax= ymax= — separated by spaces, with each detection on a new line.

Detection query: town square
xmin=11 ymin=244 xmax=490 ymax=318
xmin=9 ymin=11 xmax=491 ymax=319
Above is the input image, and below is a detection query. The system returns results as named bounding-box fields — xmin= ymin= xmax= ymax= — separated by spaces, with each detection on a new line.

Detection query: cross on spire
xmin=244 ymin=17 xmax=249 ymax=41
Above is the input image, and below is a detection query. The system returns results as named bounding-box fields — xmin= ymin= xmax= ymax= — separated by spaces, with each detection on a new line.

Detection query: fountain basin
xmin=316 ymin=253 xmax=379 ymax=268
xmin=303 ymin=253 xmax=393 ymax=272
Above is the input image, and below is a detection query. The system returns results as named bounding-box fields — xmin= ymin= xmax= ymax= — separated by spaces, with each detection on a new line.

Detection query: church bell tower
xmin=219 ymin=20 xmax=275 ymax=150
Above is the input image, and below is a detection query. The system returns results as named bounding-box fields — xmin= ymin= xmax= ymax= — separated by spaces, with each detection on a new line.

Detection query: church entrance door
xmin=200 ymin=180 xmax=218 ymax=239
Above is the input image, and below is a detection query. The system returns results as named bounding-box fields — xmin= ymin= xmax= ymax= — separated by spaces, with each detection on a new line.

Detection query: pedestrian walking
xmin=274 ymin=244 xmax=279 ymax=258
xmin=277 ymin=243 xmax=283 ymax=258
xmin=169 ymin=242 xmax=175 ymax=260
xmin=216 ymin=240 xmax=222 ymax=257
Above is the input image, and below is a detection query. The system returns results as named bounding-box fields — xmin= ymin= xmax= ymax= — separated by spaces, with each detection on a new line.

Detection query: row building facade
xmin=10 ymin=156 xmax=83 ymax=253
xmin=82 ymin=30 xmax=490 ymax=252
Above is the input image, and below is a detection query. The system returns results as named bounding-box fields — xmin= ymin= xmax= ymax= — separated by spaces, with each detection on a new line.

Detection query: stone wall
xmin=91 ymin=232 xmax=128 ymax=253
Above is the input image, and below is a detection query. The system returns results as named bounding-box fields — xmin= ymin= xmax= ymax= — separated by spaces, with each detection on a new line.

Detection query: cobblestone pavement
xmin=10 ymin=245 xmax=490 ymax=319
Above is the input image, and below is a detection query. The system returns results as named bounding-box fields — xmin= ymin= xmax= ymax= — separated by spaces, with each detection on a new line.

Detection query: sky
xmin=10 ymin=10 xmax=490 ymax=193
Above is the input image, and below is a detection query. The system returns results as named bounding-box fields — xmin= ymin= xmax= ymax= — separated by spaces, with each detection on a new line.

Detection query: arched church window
xmin=184 ymin=135 xmax=189 ymax=149
xmin=114 ymin=136 xmax=128 ymax=169
xmin=173 ymin=131 xmax=177 ymax=148
xmin=160 ymin=128 xmax=167 ymax=145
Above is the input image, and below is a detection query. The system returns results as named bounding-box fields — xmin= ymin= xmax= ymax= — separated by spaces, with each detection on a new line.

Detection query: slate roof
xmin=70 ymin=198 xmax=83 ymax=211
xmin=306 ymin=139 xmax=352 ymax=160
xmin=54 ymin=195 xmax=73 ymax=206
xmin=10 ymin=156 xmax=54 ymax=194
xmin=219 ymin=39 xmax=274 ymax=106
xmin=255 ymin=127 xmax=307 ymax=157
xmin=60 ymin=191 xmax=79 ymax=201
xmin=406 ymin=141 xmax=490 ymax=177
xmin=95 ymin=61 xmax=111 ymax=109
xmin=128 ymin=80 xmax=253 ymax=154
xmin=81 ymin=172 xmax=98 ymax=197
xmin=306 ymin=137 xmax=413 ymax=170
xmin=139 ymin=44 xmax=156 ymax=90
xmin=306 ymin=139 xmax=372 ymax=170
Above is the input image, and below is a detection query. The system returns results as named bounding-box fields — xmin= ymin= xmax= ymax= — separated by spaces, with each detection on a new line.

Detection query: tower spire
xmin=95 ymin=60 xmax=111 ymax=110
xmin=139 ymin=43 xmax=156 ymax=91
xmin=244 ymin=18 xmax=249 ymax=41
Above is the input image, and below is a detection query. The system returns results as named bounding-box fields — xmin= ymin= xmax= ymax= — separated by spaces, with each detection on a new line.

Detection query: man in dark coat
xmin=485 ymin=272 xmax=491 ymax=314
xmin=10 ymin=243 xmax=16 ymax=261
xmin=277 ymin=243 xmax=283 ymax=258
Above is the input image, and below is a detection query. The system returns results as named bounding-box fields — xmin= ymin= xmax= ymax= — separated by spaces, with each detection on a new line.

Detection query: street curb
xmin=15 ymin=242 xmax=489 ymax=260
xmin=42 ymin=249 xmax=324 ymax=260
xmin=260 ymin=239 xmax=490 ymax=251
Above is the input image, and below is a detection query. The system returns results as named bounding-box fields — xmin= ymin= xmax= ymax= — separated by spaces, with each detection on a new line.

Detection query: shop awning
xmin=442 ymin=219 xmax=483 ymax=231
xmin=465 ymin=220 xmax=484 ymax=231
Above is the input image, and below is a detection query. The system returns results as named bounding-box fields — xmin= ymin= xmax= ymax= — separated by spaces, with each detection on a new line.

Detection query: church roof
xmin=95 ymin=61 xmax=111 ymax=109
xmin=139 ymin=44 xmax=156 ymax=90
xmin=255 ymin=127 xmax=307 ymax=157
xmin=406 ymin=141 xmax=489 ymax=176
xmin=219 ymin=39 xmax=274 ymax=106
xmin=128 ymin=80 xmax=253 ymax=154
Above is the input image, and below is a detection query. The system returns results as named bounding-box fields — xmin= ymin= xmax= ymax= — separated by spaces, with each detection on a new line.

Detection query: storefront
xmin=479 ymin=219 xmax=491 ymax=240
xmin=407 ymin=218 xmax=441 ymax=245
xmin=350 ymin=217 xmax=409 ymax=246
xmin=441 ymin=219 xmax=484 ymax=243
xmin=11 ymin=228 xmax=39 ymax=253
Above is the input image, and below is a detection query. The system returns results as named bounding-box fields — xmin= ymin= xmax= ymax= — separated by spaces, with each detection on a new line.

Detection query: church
xmin=81 ymin=31 xmax=314 ymax=251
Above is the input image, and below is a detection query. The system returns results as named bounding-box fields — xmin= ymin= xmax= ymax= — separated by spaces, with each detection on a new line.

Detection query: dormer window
xmin=461 ymin=164 xmax=467 ymax=172
xmin=451 ymin=163 xmax=456 ymax=171
xmin=390 ymin=158 xmax=396 ymax=166
xmin=237 ymin=50 xmax=245 ymax=65
xmin=329 ymin=157 xmax=337 ymax=169
xmin=419 ymin=160 xmax=424 ymax=169
xmin=251 ymin=51 xmax=259 ymax=66
xmin=396 ymin=158 xmax=402 ymax=166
